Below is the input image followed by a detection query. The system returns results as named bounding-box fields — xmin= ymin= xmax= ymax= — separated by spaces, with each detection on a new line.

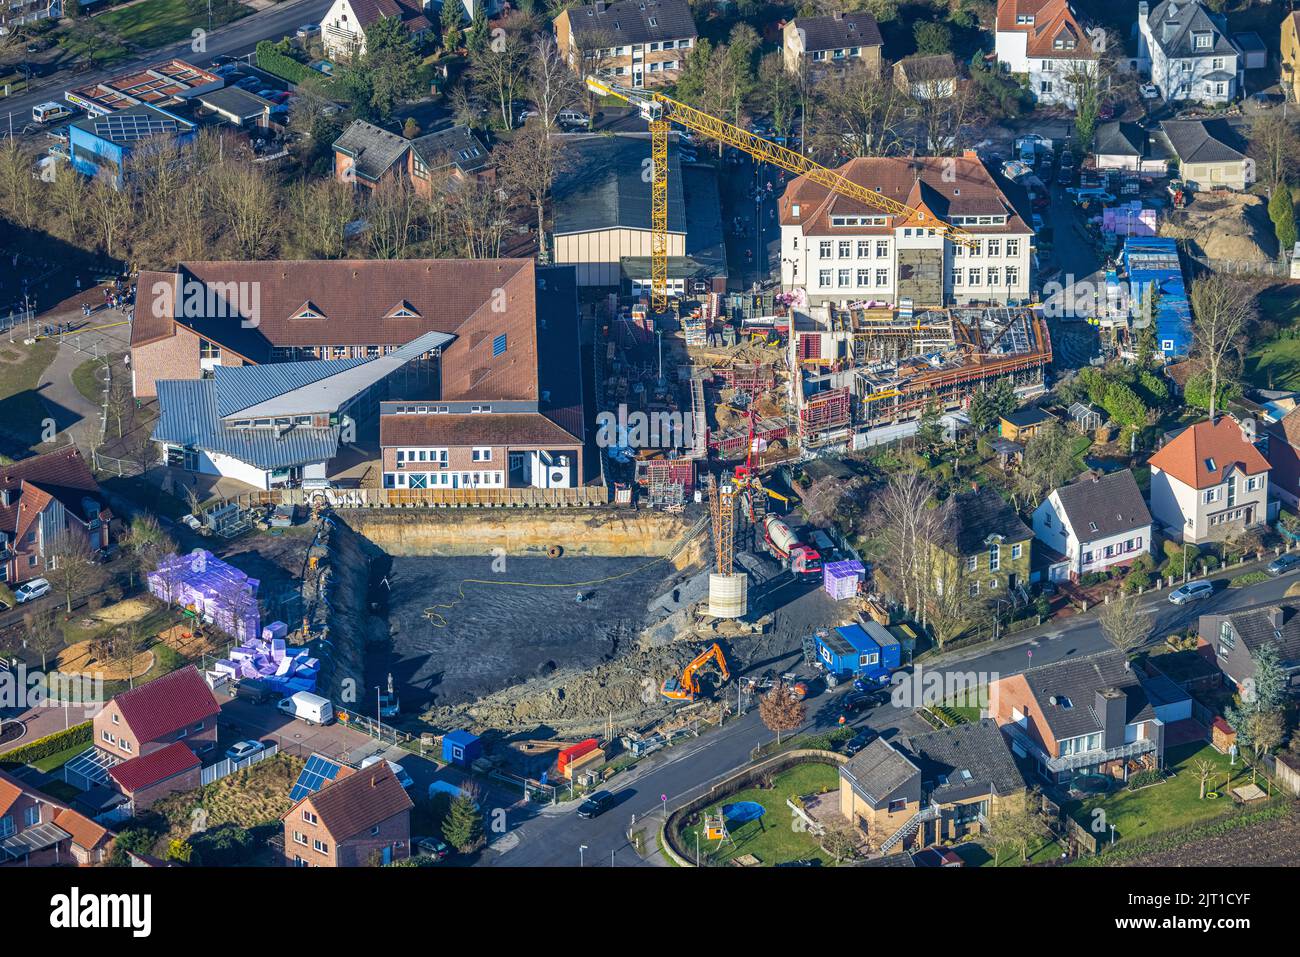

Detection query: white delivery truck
xmin=277 ymin=691 xmax=334 ymax=725
xmin=32 ymin=102 xmax=72 ymax=124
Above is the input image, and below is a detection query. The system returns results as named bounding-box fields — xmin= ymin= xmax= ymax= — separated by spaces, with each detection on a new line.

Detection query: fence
xmin=90 ymin=448 xmax=146 ymax=478
xmin=200 ymin=741 xmax=280 ymax=786
xmin=1181 ymin=249 xmax=1292 ymax=279
xmin=228 ymin=485 xmax=610 ymax=511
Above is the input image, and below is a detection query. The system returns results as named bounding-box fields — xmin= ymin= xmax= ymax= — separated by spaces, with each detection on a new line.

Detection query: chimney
xmin=594 ymin=0 xmax=606 ymax=11
xmin=1267 ymin=606 xmax=1285 ymax=634
xmin=833 ymin=10 xmax=843 ymax=20
xmin=1138 ymin=0 xmax=1148 ymax=17
xmin=1096 ymin=688 xmax=1127 ymax=751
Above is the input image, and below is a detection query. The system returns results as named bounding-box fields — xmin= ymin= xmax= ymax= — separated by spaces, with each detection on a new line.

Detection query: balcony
xmin=1001 ymin=722 xmax=1158 ymax=774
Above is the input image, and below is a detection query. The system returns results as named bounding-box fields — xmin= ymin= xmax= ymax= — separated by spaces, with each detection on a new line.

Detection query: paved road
xmin=483 ymin=555 xmax=1296 ymax=866
xmin=1 ymin=0 xmax=332 ymax=134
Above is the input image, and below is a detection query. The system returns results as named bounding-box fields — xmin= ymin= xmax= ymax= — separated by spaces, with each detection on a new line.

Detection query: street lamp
xmin=374 ymin=685 xmax=382 ymax=739
xmin=579 ymin=844 xmax=588 ymax=867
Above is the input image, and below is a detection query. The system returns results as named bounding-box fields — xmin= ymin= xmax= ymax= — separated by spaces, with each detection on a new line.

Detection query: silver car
xmin=1168 ymin=581 xmax=1213 ymax=605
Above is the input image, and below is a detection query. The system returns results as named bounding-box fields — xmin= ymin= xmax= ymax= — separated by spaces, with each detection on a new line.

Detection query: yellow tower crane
xmin=585 ymin=75 xmax=980 ymax=313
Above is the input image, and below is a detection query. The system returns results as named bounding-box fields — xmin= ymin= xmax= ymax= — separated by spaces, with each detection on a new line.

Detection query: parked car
xmin=14 ymin=579 xmax=50 ymax=604
xmin=1268 ymin=553 xmax=1300 ymax=577
xmin=232 ymin=677 xmax=278 ymax=704
xmin=95 ymin=544 xmax=119 ymax=564
xmin=556 ymin=108 xmax=588 ymax=127
xmin=235 ymin=76 xmax=261 ymax=91
xmin=296 ymin=23 xmax=320 ymax=37
xmin=840 ymin=690 xmax=878 ymax=714
xmin=577 ymin=791 xmax=614 ymax=819
xmin=225 ymin=740 xmax=265 ymax=762
xmin=415 ymin=837 xmax=450 ymax=860
xmin=842 ymin=729 xmax=877 ymax=756
xmin=1169 ymin=580 xmax=1214 ymax=605
xmin=1139 ymin=83 xmax=1160 ymax=100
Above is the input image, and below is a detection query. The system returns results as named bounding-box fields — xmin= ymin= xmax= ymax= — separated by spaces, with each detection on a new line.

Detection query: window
xmin=987 ymin=239 xmax=1001 ymax=257
xmin=1006 ymin=267 xmax=1019 ymax=287
xmin=1011 ymin=544 xmax=1022 ymax=560
xmin=1006 ymin=239 xmax=1019 ymax=257
xmin=968 ymin=581 xmax=980 ymax=597
xmin=302 ymin=810 xmax=318 ymax=825
xmin=819 ymin=241 xmax=832 ymax=259
xmin=1203 ymin=488 xmax=1219 ymax=505
xmin=987 ymin=267 xmax=1000 ymax=287
xmin=370 ymin=825 xmax=381 ymax=836
xmin=1247 ymin=476 xmax=1259 ymax=492
xmin=472 ymin=447 xmax=492 ymax=462
xmin=856 ymin=240 xmax=871 ymax=258
xmin=492 ymin=334 xmax=507 ymax=357
xmin=313 ymin=838 xmax=329 ymax=854
xmin=838 ymin=241 xmax=851 ymax=258
xmin=1194 ymin=32 xmax=1210 ymax=49
xmin=24 ymin=805 xmax=40 ymax=828
xmin=0 ymin=816 xmax=13 ymax=840
xmin=1219 ymin=621 xmax=1236 ymax=653
xmin=199 ymin=338 xmax=220 ymax=360
xmin=951 ymin=271 xmax=963 ymax=286
xmin=968 ymin=268 xmax=981 ymax=286
xmin=293 ymin=831 xmax=308 ymax=846
xmin=875 ymin=269 xmax=888 ymax=286
xmin=819 ymin=269 xmax=832 ymax=288
xmin=856 ymin=269 xmax=870 ymax=286
xmin=888 ymin=799 xmax=908 ymax=813
xmin=876 ymin=240 xmax=889 ymax=257
xmin=989 ymin=544 xmax=1000 ymax=571
xmin=967 ymin=555 xmax=978 ymax=572
xmin=837 ymin=269 xmax=851 ymax=287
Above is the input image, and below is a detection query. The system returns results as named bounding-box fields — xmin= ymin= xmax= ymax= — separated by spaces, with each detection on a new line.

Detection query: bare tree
xmin=23 ymin=606 xmax=63 ymax=671
xmin=758 ymin=683 xmax=806 ymax=745
xmin=905 ymin=57 xmax=974 ymax=156
xmin=1250 ymin=112 xmax=1300 ymax=191
xmin=366 ymin=177 xmax=421 ymax=260
xmin=125 ymin=513 xmax=173 ymax=590
xmin=529 ymin=33 xmax=581 ymax=132
xmin=45 ymin=532 xmax=97 ymax=614
xmin=0 ymin=136 xmax=40 ymax=229
xmin=1192 ymin=757 xmax=1216 ymax=799
xmin=498 ymin=123 xmax=570 ymax=264
xmin=1189 ymin=275 xmax=1255 ymax=420
xmin=84 ymin=170 xmax=133 ymax=259
xmin=1098 ymin=589 xmax=1153 ymax=657
xmin=809 ymin=59 xmax=906 ymax=160
xmin=210 ymin=157 xmax=280 ymax=258
xmin=875 ymin=470 xmax=949 ymax=625
xmin=286 ymin=179 xmax=357 ymax=259
xmin=471 ymin=31 xmax=530 ymax=129
xmin=451 ymin=178 xmax=510 ymax=258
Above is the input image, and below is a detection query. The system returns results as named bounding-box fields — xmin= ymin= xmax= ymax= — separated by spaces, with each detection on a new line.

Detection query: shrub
xmin=1128 ymin=769 xmax=1163 ymax=789
xmin=0 ymin=721 xmax=92 ymax=767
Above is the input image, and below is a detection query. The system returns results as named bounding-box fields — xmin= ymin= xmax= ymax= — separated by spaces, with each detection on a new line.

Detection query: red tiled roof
xmin=1147 ymin=416 xmax=1271 ymax=490
xmin=284 ymin=762 xmax=412 ymax=842
xmin=380 ymin=412 xmax=582 ymax=448
xmin=112 ymin=665 xmax=220 ymax=745
xmin=0 ymin=447 xmax=108 ymax=538
xmin=0 ymin=769 xmax=25 ymax=817
xmin=53 ymin=807 xmax=112 ymax=851
xmin=109 ymin=742 xmax=201 ymax=793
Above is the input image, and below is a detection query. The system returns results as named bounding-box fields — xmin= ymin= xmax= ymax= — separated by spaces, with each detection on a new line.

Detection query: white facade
xmin=1032 ymin=493 xmax=1152 ymax=578
xmin=1137 ymin=1 xmax=1240 ymax=104
xmin=780 ymin=221 xmax=1032 ymax=307
xmin=1148 ymin=465 xmax=1268 ymax=543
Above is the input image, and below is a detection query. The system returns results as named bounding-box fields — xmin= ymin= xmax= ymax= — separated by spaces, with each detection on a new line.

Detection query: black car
xmin=841 ymin=690 xmax=879 ymax=714
xmin=577 ymin=791 xmax=614 ymax=819
xmin=842 ymin=729 xmax=877 ymax=756
xmin=1268 ymin=553 xmax=1300 ymax=577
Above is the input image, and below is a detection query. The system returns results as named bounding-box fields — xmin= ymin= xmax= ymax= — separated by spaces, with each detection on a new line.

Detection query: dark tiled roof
xmin=552 ymin=133 xmax=686 ymax=235
xmin=1002 ymin=406 xmax=1054 ymax=428
xmin=1219 ymin=600 xmax=1300 ymax=665
xmin=333 ymin=119 xmax=411 ymax=182
xmin=791 ymin=12 xmax=883 ymax=52
xmin=410 ymin=125 xmax=491 ymax=175
xmin=1159 ymin=119 xmax=1247 ymax=165
xmin=951 ymin=486 xmax=1032 ymax=554
xmin=898 ymin=718 xmax=1027 ymax=803
xmin=1020 ymin=649 xmax=1160 ymax=741
xmin=112 ymin=665 xmax=220 ymax=745
xmin=564 ymin=0 xmax=698 ymax=45
xmin=840 ymin=737 xmax=919 ymax=806
xmin=1144 ymin=0 xmax=1239 ymax=58
xmin=1093 ymin=121 xmax=1147 ymax=157
xmin=0 ymin=447 xmax=107 ymax=538
xmin=380 ymin=412 xmax=581 ymax=448
xmin=289 ymin=761 xmax=413 ymax=842
xmin=109 ymin=742 xmax=201 ymax=793
xmin=1052 ymin=469 xmax=1153 ymax=542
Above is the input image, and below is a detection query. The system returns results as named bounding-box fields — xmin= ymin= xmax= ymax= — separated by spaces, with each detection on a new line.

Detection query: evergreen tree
xmin=441 ymin=794 xmax=484 ymax=852
xmin=441 ymin=0 xmax=465 ymax=51
xmin=1269 ymin=185 xmax=1297 ymax=254
xmin=465 ymin=3 xmax=491 ymax=56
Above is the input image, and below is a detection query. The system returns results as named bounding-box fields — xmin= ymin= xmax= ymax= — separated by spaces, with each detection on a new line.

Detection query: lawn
xmin=681 ymin=762 xmax=841 ymax=866
xmin=96 ymin=0 xmax=250 ymax=49
xmin=71 ymin=357 xmax=108 ymax=406
xmin=1062 ymin=743 xmax=1259 ymax=848
xmin=1244 ymin=287 xmax=1300 ymax=390
xmin=0 ymin=338 xmax=60 ymax=457
xmin=30 ymin=740 xmax=93 ymax=774
xmin=958 ymin=834 xmax=1066 ymax=867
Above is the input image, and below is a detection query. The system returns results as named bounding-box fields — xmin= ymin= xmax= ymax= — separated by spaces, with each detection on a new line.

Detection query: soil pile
xmin=1159 ymin=192 xmax=1274 ymax=262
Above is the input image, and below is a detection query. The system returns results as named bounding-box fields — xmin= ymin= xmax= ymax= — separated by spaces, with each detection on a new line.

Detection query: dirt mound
xmin=1159 ymin=192 xmax=1274 ymax=262
xmin=420 ymin=642 xmax=700 ymax=735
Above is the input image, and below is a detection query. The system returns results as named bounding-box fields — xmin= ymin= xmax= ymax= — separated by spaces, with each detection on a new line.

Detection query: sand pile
xmin=1159 ymin=192 xmax=1274 ymax=262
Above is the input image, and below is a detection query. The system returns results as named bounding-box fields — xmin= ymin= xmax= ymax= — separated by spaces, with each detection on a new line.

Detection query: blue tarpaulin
xmin=1121 ymin=237 xmax=1191 ymax=359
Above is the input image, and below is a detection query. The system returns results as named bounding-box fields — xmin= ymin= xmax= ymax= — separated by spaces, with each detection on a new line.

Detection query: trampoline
xmin=722 ymin=801 xmax=766 ymax=824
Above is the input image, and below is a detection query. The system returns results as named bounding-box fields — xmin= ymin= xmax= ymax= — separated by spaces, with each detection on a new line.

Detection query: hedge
xmin=255 ymin=41 xmax=326 ymax=87
xmin=0 ymin=720 xmax=92 ymax=767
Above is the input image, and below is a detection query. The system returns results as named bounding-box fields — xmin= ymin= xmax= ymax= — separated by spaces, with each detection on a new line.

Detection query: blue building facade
xmin=1122 ymin=237 xmax=1191 ymax=360
xmin=814 ymin=622 xmax=901 ymax=686
xmin=68 ymin=103 xmax=196 ymax=187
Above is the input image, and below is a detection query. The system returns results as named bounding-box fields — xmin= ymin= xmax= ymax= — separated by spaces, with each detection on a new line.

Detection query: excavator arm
xmin=663 ymin=643 xmax=730 ymax=700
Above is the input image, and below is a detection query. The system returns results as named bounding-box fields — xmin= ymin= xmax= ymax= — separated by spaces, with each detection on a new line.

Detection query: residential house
xmin=1137 ymin=0 xmax=1241 ymax=104
xmin=935 ymin=485 xmax=1034 ymax=600
xmin=1147 ymin=415 xmax=1270 ymax=543
xmin=990 ymin=649 xmax=1187 ymax=784
xmin=319 ymin=0 xmax=435 ymax=62
xmin=0 ymin=769 xmax=115 ymax=866
xmin=1266 ymin=407 xmax=1300 ymax=507
xmin=1092 ymin=121 xmax=1171 ymax=174
xmin=994 ymin=0 xmax=1098 ymax=107
xmin=108 ymin=741 xmax=203 ymax=813
xmin=1031 ymin=470 xmax=1153 ymax=581
xmin=999 ymin=406 xmax=1055 ymax=443
xmin=284 ymin=760 xmax=413 ymax=866
xmin=779 ymin=152 xmax=1034 ymax=307
xmin=1199 ymin=600 xmax=1300 ymax=694
xmin=0 ymin=447 xmax=111 ymax=587
xmin=838 ymin=720 xmax=1027 ymax=854
xmin=67 ymin=103 xmax=197 ymax=188
xmin=1233 ymin=31 xmax=1267 ymax=70
xmin=782 ymin=11 xmax=883 ymax=78
xmin=554 ymin=0 xmax=697 ymax=89
xmin=893 ymin=54 xmax=960 ymax=100
xmin=1157 ymin=119 xmax=1254 ymax=191
xmin=550 ymin=133 xmax=727 ymax=294
xmin=0 ymin=0 xmax=61 ymax=30
xmin=93 ymin=665 xmax=221 ymax=766
xmin=1282 ymin=13 xmax=1300 ymax=105
xmin=332 ymin=120 xmax=492 ymax=195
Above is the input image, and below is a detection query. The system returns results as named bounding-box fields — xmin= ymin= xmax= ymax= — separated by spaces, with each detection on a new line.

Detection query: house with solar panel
xmin=152 ymin=331 xmax=451 ymax=490
xmin=284 ymin=760 xmax=413 ymax=867
xmin=67 ymin=102 xmax=197 ymax=187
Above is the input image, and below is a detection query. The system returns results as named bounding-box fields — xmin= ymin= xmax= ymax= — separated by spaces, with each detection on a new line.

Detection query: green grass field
xmin=1245 ymin=288 xmax=1300 ymax=390
xmin=682 ymin=762 xmax=841 ymax=866
xmin=0 ymin=338 xmax=60 ymax=456
xmin=1062 ymin=743 xmax=1256 ymax=846
xmin=97 ymin=0 xmax=250 ymax=49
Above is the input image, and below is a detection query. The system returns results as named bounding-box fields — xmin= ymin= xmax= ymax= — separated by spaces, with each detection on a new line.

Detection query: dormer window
xmin=1194 ymin=32 xmax=1211 ymax=49
xmin=385 ymin=301 xmax=421 ymax=319
xmin=292 ymin=302 xmax=326 ymax=320
xmin=1205 ymin=457 xmax=1216 ymax=471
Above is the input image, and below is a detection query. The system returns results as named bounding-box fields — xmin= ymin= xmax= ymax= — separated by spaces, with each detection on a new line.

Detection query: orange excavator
xmin=662 ymin=643 xmax=730 ymax=701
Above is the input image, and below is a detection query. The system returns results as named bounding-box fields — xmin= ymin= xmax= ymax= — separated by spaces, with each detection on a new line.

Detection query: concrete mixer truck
xmin=761 ymin=514 xmax=823 ymax=580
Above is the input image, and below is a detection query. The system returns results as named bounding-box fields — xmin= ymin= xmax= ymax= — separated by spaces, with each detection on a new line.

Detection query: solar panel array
xmin=93 ymin=111 xmax=180 ymax=144
xmin=289 ymin=753 xmax=343 ymax=801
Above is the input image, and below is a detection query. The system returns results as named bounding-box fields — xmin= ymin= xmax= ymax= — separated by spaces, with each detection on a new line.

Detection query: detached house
xmin=554 ymin=0 xmax=697 ymax=89
xmin=1282 ymin=13 xmax=1300 ymax=106
xmin=1265 ymin=407 xmax=1300 ymax=507
xmin=0 ymin=769 xmax=114 ymax=866
xmin=994 ymin=0 xmax=1098 ymax=107
xmin=333 ymin=120 xmax=492 ymax=195
xmin=1031 ymin=470 xmax=1153 ymax=581
xmin=319 ymin=0 xmax=435 ymax=62
xmin=284 ymin=760 xmax=413 ymax=866
xmin=1199 ymin=600 xmax=1300 ymax=694
xmin=0 ymin=447 xmax=111 ymax=587
xmin=1147 ymin=416 xmax=1270 ymax=543
xmin=1137 ymin=0 xmax=1241 ymax=104
xmin=93 ymin=665 xmax=221 ymax=765
xmin=1157 ymin=119 xmax=1254 ymax=192
xmin=990 ymin=649 xmax=1189 ymax=784
xmin=782 ymin=11 xmax=884 ymax=78
xmin=838 ymin=720 xmax=1027 ymax=856
xmin=934 ymin=485 xmax=1034 ymax=600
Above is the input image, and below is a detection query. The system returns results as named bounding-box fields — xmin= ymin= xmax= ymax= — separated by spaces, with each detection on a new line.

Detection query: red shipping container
xmin=557 ymin=738 xmax=599 ymax=775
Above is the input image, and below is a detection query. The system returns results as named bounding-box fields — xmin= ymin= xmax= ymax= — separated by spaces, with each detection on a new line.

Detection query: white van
xmin=32 ymin=102 xmax=72 ymax=125
xmin=276 ymin=691 xmax=334 ymax=725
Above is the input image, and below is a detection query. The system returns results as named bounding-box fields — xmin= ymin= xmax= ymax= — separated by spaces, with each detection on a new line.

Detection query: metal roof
xmin=216 ymin=330 xmax=453 ymax=419
xmin=552 ymin=133 xmax=687 ymax=236
xmin=1 ymin=822 xmax=72 ymax=859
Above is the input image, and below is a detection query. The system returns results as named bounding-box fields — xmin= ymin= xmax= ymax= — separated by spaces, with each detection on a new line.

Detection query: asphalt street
xmin=1 ymin=0 xmax=333 ymax=134
xmin=481 ymin=554 xmax=1298 ymax=866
